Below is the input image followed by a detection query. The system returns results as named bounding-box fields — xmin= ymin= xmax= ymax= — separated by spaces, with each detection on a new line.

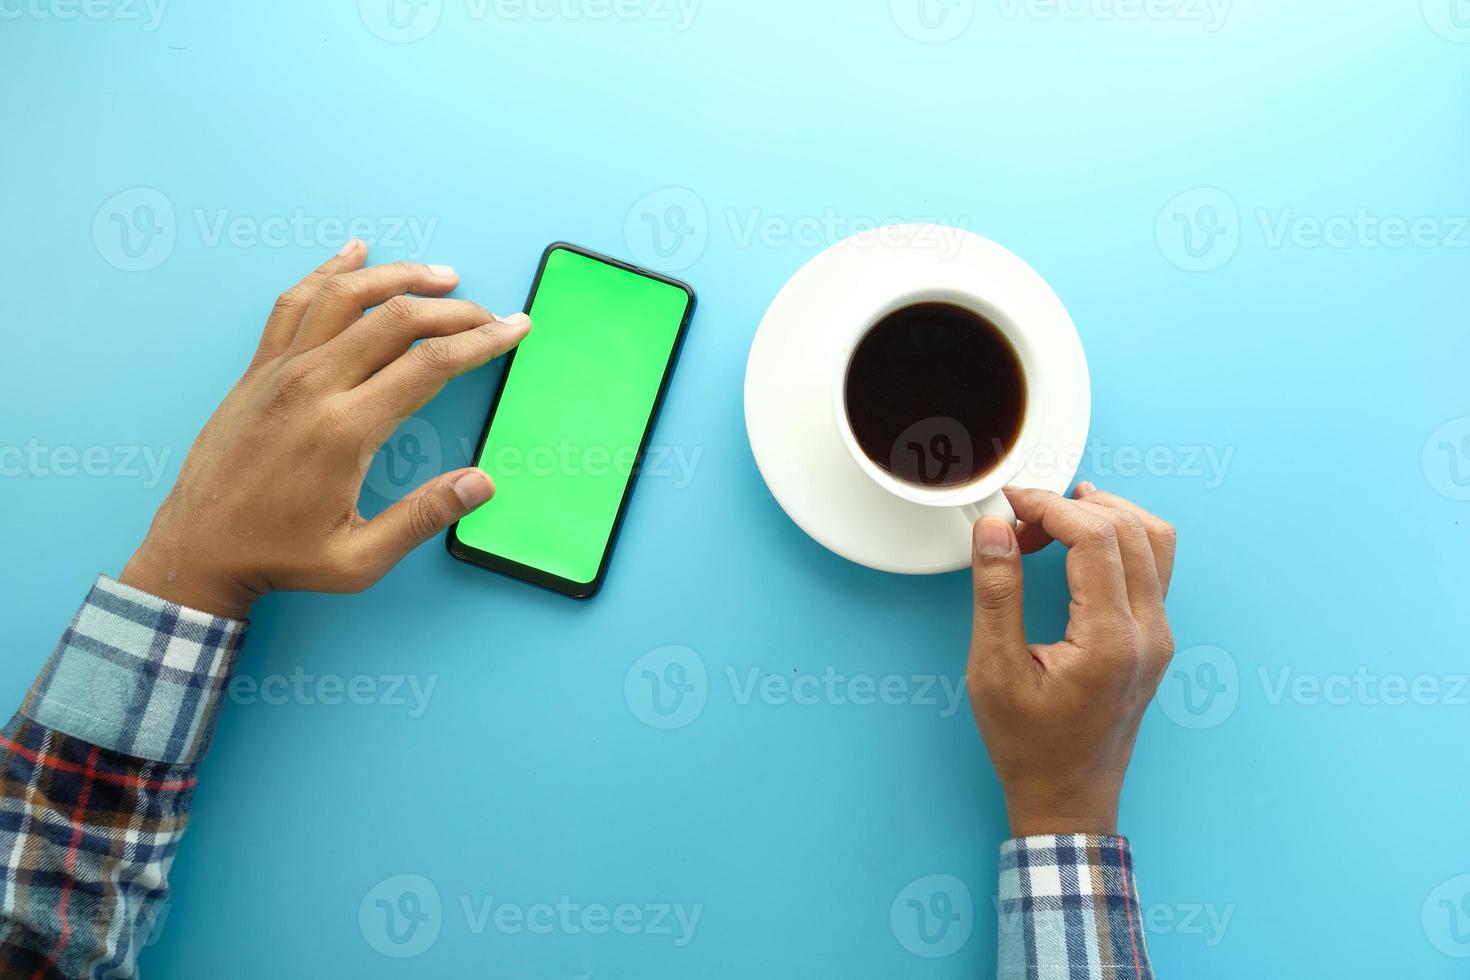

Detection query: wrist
xmin=120 ymin=541 xmax=258 ymax=620
xmin=1007 ymin=813 xmax=1119 ymax=837
xmin=1004 ymin=790 xmax=1120 ymax=838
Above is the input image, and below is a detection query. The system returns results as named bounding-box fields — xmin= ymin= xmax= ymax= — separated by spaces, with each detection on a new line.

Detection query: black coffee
xmin=844 ymin=302 xmax=1027 ymax=488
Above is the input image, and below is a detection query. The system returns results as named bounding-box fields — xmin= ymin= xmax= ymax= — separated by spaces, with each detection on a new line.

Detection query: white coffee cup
xmin=832 ymin=286 xmax=1052 ymax=528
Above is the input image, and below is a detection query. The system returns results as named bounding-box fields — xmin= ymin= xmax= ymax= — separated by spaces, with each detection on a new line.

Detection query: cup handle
xmin=961 ymin=490 xmax=1016 ymax=528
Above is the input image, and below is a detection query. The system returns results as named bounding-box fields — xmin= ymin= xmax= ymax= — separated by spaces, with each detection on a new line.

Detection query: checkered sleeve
xmin=0 ymin=575 xmax=246 ymax=979
xmin=997 ymin=834 xmax=1153 ymax=980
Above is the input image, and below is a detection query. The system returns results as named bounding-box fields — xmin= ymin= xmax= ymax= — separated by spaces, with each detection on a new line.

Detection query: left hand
xmin=121 ymin=241 xmax=531 ymax=618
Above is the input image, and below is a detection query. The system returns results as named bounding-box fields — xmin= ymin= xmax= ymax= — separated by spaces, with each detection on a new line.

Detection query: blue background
xmin=3 ymin=0 xmax=1468 ymax=976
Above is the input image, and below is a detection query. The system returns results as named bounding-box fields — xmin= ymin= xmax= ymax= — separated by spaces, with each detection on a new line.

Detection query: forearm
xmin=0 ymin=248 xmax=526 ymax=977
xmin=0 ymin=576 xmax=244 ymax=979
xmin=996 ymin=834 xmax=1152 ymax=980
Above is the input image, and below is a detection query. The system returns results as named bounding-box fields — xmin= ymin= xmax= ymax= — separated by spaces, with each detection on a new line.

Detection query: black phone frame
xmin=446 ymin=242 xmax=697 ymax=600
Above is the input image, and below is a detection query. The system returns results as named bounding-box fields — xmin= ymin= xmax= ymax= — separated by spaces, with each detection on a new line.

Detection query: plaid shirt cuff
xmin=19 ymin=575 xmax=246 ymax=765
xmin=998 ymin=834 xmax=1153 ymax=980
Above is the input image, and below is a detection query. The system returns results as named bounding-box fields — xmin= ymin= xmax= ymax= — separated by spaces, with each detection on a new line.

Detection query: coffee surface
xmin=844 ymin=302 xmax=1027 ymax=488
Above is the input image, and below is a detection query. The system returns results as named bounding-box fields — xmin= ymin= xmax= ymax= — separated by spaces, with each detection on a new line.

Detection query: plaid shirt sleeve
xmin=0 ymin=576 xmax=245 ymax=979
xmin=997 ymin=834 xmax=1154 ymax=979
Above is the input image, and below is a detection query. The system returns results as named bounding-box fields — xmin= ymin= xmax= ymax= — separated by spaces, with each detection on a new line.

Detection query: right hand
xmin=966 ymin=484 xmax=1178 ymax=837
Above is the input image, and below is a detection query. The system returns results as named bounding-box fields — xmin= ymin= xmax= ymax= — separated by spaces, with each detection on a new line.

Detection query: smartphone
xmin=447 ymin=244 xmax=696 ymax=599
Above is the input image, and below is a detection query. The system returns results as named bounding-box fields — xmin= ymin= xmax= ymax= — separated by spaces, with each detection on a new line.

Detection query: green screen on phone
xmin=453 ymin=247 xmax=692 ymax=590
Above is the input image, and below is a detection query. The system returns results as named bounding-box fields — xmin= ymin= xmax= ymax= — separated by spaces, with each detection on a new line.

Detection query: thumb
xmin=358 ymin=468 xmax=494 ymax=574
xmin=970 ymin=517 xmax=1029 ymax=674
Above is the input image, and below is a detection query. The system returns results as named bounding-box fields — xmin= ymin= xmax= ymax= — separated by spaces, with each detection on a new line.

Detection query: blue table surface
xmin=3 ymin=2 xmax=1468 ymax=976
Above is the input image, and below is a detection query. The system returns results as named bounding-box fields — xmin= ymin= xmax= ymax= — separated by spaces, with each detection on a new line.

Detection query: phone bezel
xmin=446 ymin=242 xmax=696 ymax=599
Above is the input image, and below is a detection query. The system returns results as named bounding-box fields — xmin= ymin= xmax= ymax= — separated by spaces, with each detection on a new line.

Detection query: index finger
xmin=349 ymin=314 xmax=532 ymax=420
xmin=1006 ymin=487 xmax=1130 ymax=615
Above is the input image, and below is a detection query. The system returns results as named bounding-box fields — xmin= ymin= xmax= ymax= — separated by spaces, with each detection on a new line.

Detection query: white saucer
xmin=743 ymin=225 xmax=1091 ymax=575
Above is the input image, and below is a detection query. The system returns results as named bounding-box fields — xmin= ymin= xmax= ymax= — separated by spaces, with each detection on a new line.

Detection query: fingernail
xmin=336 ymin=239 xmax=362 ymax=256
xmin=451 ymin=471 xmax=493 ymax=510
xmin=427 ymin=264 xmax=457 ymax=279
xmin=498 ymin=312 xmax=531 ymax=329
xmin=976 ymin=517 xmax=1014 ymax=558
xmin=1076 ymin=481 xmax=1097 ymax=496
